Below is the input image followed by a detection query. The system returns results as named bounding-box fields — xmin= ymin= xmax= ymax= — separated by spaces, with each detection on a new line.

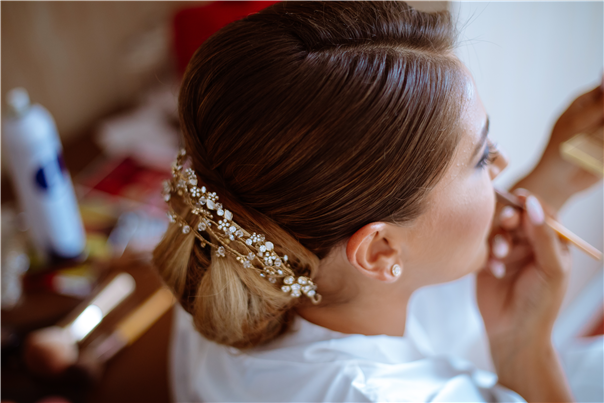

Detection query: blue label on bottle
xmin=33 ymin=153 xmax=67 ymax=193
xmin=34 ymin=166 xmax=48 ymax=190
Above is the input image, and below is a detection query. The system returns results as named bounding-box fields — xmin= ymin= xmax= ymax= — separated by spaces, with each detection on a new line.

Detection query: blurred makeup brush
xmin=24 ymin=273 xmax=136 ymax=376
xmin=73 ymin=287 xmax=175 ymax=383
xmin=84 ymin=286 xmax=175 ymax=363
xmin=495 ymin=188 xmax=602 ymax=261
xmin=24 ymin=284 xmax=174 ymax=389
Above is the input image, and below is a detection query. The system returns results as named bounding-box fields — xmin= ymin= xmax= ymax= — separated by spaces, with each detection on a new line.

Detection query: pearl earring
xmin=391 ymin=264 xmax=402 ymax=278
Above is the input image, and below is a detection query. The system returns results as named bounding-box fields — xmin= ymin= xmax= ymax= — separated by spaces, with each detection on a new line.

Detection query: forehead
xmin=436 ymin=66 xmax=488 ymax=182
xmin=455 ymin=69 xmax=486 ymax=159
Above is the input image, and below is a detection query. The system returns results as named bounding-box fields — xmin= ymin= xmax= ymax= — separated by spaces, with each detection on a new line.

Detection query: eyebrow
xmin=471 ymin=116 xmax=490 ymax=161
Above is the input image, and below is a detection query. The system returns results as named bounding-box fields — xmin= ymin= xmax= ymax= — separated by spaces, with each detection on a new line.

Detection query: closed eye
xmin=476 ymin=140 xmax=499 ymax=169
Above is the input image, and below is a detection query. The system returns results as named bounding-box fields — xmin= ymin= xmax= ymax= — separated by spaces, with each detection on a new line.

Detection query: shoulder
xmin=170 ymin=309 xmax=371 ymax=401
xmin=169 ymin=306 xmax=524 ymax=402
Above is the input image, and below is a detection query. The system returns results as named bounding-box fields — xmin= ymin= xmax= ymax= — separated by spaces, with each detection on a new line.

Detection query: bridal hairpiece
xmin=163 ymin=149 xmax=321 ymax=304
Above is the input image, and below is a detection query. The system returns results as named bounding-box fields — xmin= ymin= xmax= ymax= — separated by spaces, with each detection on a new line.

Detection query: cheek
xmin=459 ymin=179 xmax=495 ymax=240
xmin=428 ymin=175 xmax=495 ymax=276
xmin=453 ymin=175 xmax=495 ymax=271
xmin=406 ymin=172 xmax=496 ymax=286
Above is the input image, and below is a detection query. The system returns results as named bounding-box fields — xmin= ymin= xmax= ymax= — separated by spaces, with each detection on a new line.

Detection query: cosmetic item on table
xmin=2 ymin=88 xmax=86 ymax=265
xmin=23 ymin=264 xmax=97 ymax=298
xmin=495 ymin=188 xmax=602 ymax=260
xmin=60 ymin=272 xmax=136 ymax=342
xmin=74 ymin=156 xmax=171 ymax=256
xmin=560 ymin=127 xmax=603 ymax=177
xmin=23 ymin=273 xmax=135 ymax=375
xmin=75 ymin=287 xmax=175 ymax=381
xmin=23 ymin=232 xmax=113 ymax=297
xmin=1 ymin=207 xmax=31 ymax=310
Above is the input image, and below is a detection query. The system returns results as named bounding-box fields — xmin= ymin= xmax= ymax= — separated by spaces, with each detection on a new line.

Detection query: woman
xmin=154 ymin=2 xmax=603 ymax=401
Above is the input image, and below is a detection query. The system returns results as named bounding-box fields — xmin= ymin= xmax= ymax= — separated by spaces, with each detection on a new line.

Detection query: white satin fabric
xmin=169 ymin=274 xmax=602 ymax=402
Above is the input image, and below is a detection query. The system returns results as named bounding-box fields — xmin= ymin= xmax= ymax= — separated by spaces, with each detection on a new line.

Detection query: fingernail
xmin=499 ymin=206 xmax=516 ymax=221
xmin=489 ymin=260 xmax=506 ymax=279
xmin=492 ymin=234 xmax=509 ymax=259
xmin=526 ymin=195 xmax=545 ymax=226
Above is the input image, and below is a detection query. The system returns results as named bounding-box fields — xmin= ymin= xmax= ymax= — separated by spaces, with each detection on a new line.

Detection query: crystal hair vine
xmin=163 ymin=149 xmax=321 ymax=304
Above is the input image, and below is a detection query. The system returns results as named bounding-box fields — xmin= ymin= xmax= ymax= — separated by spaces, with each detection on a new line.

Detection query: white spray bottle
xmin=3 ymin=88 xmax=86 ymax=264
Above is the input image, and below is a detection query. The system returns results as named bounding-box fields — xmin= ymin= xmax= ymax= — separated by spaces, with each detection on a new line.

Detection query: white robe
xmin=169 ymin=274 xmax=603 ymax=402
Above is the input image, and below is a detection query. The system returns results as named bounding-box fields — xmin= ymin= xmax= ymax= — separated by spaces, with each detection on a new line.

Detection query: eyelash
xmin=477 ymin=140 xmax=499 ymax=169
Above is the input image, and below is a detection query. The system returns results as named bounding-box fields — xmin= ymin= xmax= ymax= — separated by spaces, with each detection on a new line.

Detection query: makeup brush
xmin=24 ymin=273 xmax=136 ymax=376
xmin=72 ymin=287 xmax=175 ymax=383
xmin=83 ymin=286 xmax=175 ymax=363
xmin=495 ymin=188 xmax=602 ymax=261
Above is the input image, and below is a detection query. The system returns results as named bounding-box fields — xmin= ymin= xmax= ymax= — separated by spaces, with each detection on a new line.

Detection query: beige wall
xmin=1 ymin=1 xmax=445 ymax=143
xmin=452 ymin=1 xmax=603 ymax=326
xmin=1 ymin=1 xmax=203 ymax=142
xmin=409 ymin=1 xmax=447 ymax=13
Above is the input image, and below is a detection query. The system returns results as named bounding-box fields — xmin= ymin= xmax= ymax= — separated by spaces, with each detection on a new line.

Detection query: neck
xmin=296 ymin=292 xmax=410 ymax=337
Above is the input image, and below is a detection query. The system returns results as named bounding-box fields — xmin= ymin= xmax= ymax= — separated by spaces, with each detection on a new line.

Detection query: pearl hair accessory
xmin=163 ymin=149 xmax=321 ymax=304
xmin=391 ymin=264 xmax=402 ymax=278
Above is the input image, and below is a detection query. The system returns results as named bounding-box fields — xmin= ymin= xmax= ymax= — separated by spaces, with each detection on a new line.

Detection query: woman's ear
xmin=346 ymin=222 xmax=402 ymax=283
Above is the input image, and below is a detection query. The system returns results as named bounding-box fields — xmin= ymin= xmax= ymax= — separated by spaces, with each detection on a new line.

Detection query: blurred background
xmin=2 ymin=1 xmax=185 ymax=146
xmin=0 ymin=0 xmax=445 ymax=154
xmin=1 ymin=2 xmax=602 ymax=403
xmin=452 ymin=1 xmax=603 ymax=346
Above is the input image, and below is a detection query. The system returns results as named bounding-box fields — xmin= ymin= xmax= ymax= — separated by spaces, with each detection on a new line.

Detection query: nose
xmin=489 ymin=145 xmax=509 ymax=180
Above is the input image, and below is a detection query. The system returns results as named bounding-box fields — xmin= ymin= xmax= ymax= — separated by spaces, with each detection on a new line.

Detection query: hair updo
xmin=153 ymin=1 xmax=466 ymax=349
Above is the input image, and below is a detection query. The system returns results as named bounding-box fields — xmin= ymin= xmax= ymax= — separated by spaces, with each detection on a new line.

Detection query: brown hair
xmin=153 ymin=1 xmax=466 ymax=349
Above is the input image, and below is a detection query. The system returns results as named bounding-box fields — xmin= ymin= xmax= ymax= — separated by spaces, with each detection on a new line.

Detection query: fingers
xmin=487 ymin=232 xmax=511 ymax=278
xmin=486 ymin=220 xmax=510 ymax=278
xmin=496 ymin=188 xmax=528 ymax=231
xmin=488 ymin=259 xmax=506 ymax=279
xmin=488 ymin=189 xmax=526 ymax=279
xmin=520 ymin=194 xmax=570 ymax=279
xmin=571 ymin=83 xmax=604 ymax=108
xmin=492 ymin=233 xmax=510 ymax=259
xmin=488 ymin=232 xmax=533 ymax=279
xmin=488 ymin=188 xmax=569 ymax=281
xmin=504 ymin=243 xmax=533 ymax=265
xmin=525 ymin=195 xmax=545 ymax=226
xmin=568 ymin=100 xmax=604 ymax=133
xmin=564 ymin=84 xmax=604 ymax=133
xmin=487 ymin=244 xmax=534 ymax=279
xmin=499 ymin=205 xmax=520 ymax=230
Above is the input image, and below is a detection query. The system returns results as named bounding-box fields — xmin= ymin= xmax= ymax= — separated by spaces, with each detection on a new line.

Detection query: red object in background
xmin=172 ymin=1 xmax=281 ymax=75
xmin=78 ymin=157 xmax=171 ymax=212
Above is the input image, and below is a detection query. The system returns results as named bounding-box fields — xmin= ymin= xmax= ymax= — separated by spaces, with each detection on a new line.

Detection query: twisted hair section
xmin=153 ymin=1 xmax=466 ymax=349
